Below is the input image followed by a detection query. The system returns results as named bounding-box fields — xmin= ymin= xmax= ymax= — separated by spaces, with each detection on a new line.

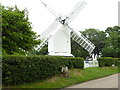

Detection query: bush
xmin=2 ymin=55 xmax=84 ymax=86
xmin=98 ymin=57 xmax=119 ymax=67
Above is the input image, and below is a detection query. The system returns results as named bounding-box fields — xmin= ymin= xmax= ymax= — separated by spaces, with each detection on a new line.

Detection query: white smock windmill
xmin=38 ymin=0 xmax=95 ymax=57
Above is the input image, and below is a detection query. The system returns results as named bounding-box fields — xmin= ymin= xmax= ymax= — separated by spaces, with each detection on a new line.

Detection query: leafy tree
xmin=36 ymin=45 xmax=48 ymax=55
xmin=82 ymin=29 xmax=107 ymax=56
xmin=71 ymin=29 xmax=107 ymax=58
xmin=102 ymin=26 xmax=120 ymax=57
xmin=2 ymin=5 xmax=40 ymax=55
xmin=71 ymin=39 xmax=89 ymax=58
xmin=28 ymin=45 xmax=48 ymax=55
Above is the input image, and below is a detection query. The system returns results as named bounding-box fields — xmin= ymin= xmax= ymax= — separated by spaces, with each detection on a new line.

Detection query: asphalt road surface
xmin=67 ymin=73 xmax=118 ymax=88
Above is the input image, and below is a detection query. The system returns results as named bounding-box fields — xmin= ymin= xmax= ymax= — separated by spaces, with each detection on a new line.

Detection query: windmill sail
xmin=38 ymin=19 xmax=62 ymax=50
xmin=40 ymin=19 xmax=60 ymax=40
xmin=67 ymin=0 xmax=87 ymax=22
xmin=67 ymin=24 xmax=95 ymax=54
xmin=39 ymin=0 xmax=96 ymax=55
xmin=40 ymin=0 xmax=59 ymax=18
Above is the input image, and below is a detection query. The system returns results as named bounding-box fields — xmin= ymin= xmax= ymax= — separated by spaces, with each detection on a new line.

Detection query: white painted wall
xmin=48 ymin=25 xmax=73 ymax=56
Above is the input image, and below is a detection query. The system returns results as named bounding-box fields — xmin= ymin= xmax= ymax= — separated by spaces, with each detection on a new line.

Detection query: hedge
xmin=2 ymin=55 xmax=84 ymax=86
xmin=98 ymin=57 xmax=119 ymax=67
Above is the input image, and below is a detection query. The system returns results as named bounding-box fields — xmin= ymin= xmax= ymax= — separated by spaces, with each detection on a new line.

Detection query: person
xmin=61 ymin=65 xmax=69 ymax=78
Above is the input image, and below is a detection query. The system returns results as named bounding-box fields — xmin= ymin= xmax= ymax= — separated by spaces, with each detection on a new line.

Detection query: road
xmin=67 ymin=73 xmax=118 ymax=88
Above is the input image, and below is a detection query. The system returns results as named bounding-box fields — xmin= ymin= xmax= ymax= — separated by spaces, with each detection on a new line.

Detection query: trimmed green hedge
xmin=98 ymin=57 xmax=119 ymax=67
xmin=2 ymin=55 xmax=84 ymax=86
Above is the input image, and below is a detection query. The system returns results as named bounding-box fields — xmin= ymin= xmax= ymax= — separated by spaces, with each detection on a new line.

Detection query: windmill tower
xmin=38 ymin=0 xmax=95 ymax=57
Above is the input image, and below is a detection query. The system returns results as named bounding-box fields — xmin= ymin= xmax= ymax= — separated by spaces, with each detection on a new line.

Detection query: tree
xmin=28 ymin=45 xmax=48 ymax=55
xmin=71 ymin=29 xmax=107 ymax=58
xmin=71 ymin=38 xmax=89 ymax=58
xmin=36 ymin=45 xmax=48 ymax=55
xmin=2 ymin=5 xmax=40 ymax=55
xmin=102 ymin=26 xmax=120 ymax=57
xmin=82 ymin=29 xmax=107 ymax=56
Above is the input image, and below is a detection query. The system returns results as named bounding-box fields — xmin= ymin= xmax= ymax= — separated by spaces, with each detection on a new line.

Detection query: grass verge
xmin=7 ymin=67 xmax=118 ymax=88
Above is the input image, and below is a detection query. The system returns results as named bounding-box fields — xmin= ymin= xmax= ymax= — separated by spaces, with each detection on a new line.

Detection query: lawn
xmin=8 ymin=66 xmax=118 ymax=88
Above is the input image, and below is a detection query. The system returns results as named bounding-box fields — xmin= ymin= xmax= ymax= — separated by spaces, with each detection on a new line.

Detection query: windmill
xmin=38 ymin=0 xmax=95 ymax=57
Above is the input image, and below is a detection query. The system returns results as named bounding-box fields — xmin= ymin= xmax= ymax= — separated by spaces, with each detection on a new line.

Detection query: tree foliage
xmin=71 ymin=27 xmax=119 ymax=58
xmin=2 ymin=5 xmax=40 ymax=55
xmin=28 ymin=45 xmax=48 ymax=55
xmin=36 ymin=45 xmax=48 ymax=55
xmin=35 ymin=26 xmax=119 ymax=58
xmin=82 ymin=28 xmax=107 ymax=55
xmin=36 ymin=26 xmax=119 ymax=58
xmin=71 ymin=39 xmax=89 ymax=58
xmin=102 ymin=26 xmax=120 ymax=57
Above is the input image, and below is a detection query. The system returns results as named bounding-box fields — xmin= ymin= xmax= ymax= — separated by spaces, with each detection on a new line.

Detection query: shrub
xmin=2 ymin=55 xmax=84 ymax=86
xmin=98 ymin=57 xmax=119 ymax=67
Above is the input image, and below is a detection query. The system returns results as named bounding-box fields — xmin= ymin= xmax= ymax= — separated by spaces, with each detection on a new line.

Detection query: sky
xmin=0 ymin=0 xmax=119 ymax=35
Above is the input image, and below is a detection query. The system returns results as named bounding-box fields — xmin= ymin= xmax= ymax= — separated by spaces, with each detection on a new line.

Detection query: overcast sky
xmin=0 ymin=0 xmax=119 ymax=35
